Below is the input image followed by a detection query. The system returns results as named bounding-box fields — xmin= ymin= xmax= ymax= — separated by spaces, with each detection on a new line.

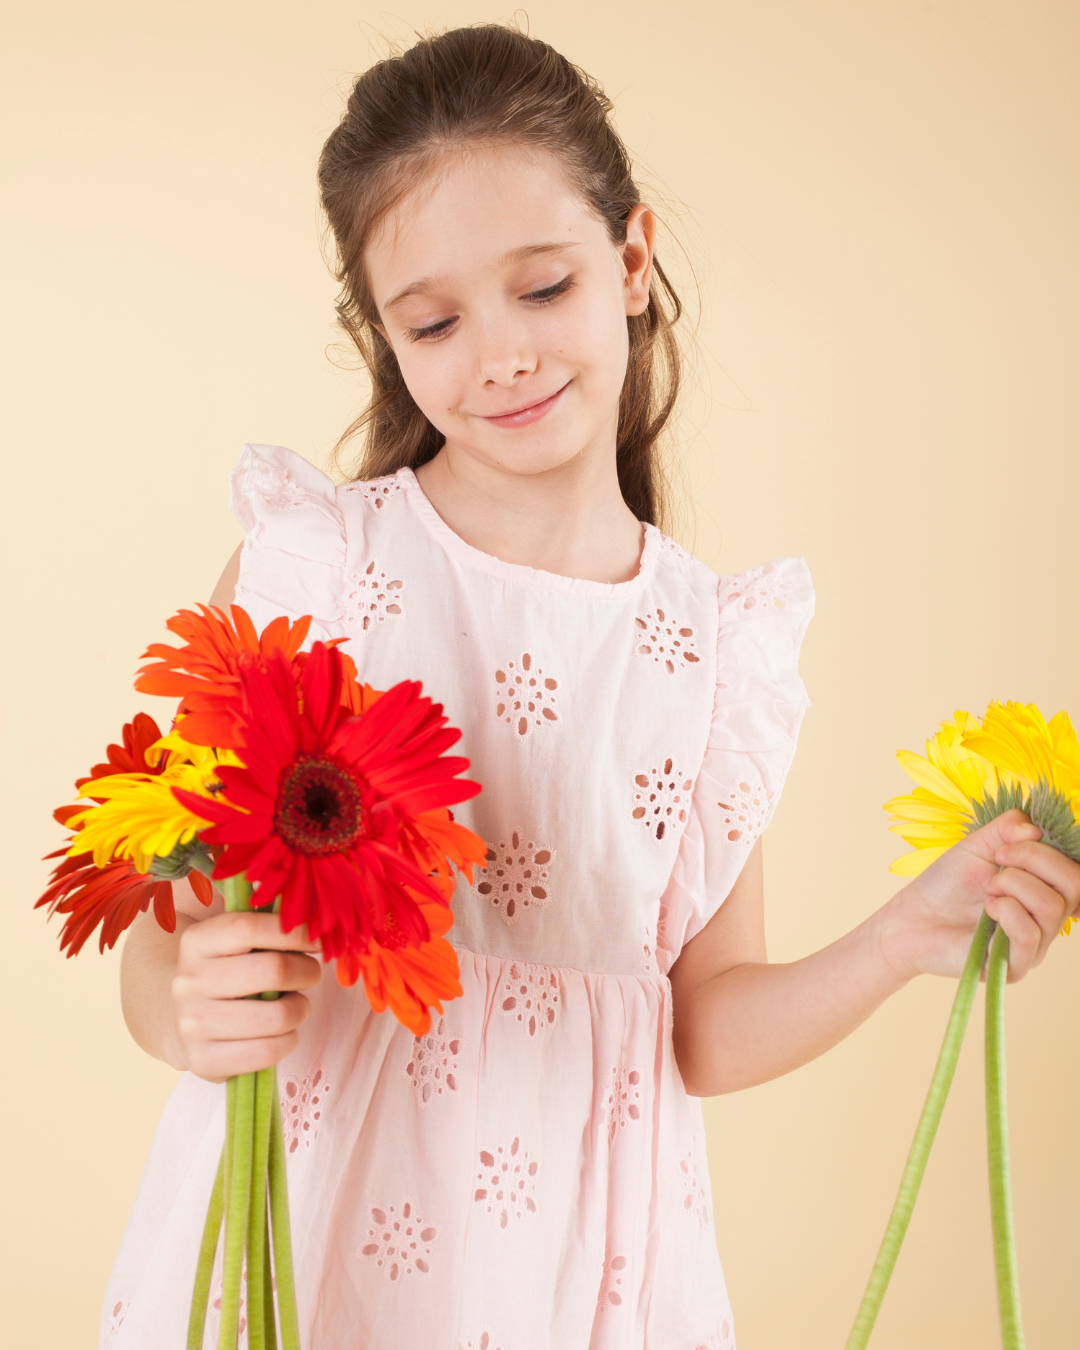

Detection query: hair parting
xmin=318 ymin=22 xmax=684 ymax=529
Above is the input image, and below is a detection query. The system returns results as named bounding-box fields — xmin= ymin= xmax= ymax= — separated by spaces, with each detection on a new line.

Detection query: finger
xmin=981 ymin=894 xmax=1042 ymax=981
xmin=178 ymin=990 xmax=311 ymax=1047
xmin=186 ymin=1030 xmax=302 ymax=1083
xmin=177 ymin=950 xmax=323 ymax=1000
xmin=984 ymin=866 xmax=1068 ymax=966
xmin=994 ymin=840 xmax=1080 ymax=918
xmin=183 ymin=911 xmax=321 ymax=959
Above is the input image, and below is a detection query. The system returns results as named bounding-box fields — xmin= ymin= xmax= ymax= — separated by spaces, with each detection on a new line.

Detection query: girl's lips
xmin=479 ymin=382 xmax=570 ymax=429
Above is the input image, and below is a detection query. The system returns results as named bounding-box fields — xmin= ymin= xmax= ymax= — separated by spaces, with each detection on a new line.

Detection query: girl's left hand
xmin=877 ymin=809 xmax=1080 ymax=984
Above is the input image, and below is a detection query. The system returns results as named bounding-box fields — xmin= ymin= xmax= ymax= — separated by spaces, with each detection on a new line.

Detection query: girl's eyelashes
xmin=401 ymin=275 xmax=576 ymax=342
xmin=404 ymin=315 xmax=458 ymax=343
xmin=522 ymin=274 xmax=575 ymax=305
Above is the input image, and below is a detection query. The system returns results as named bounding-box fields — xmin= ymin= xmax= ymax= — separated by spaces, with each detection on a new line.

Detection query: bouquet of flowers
xmin=847 ymin=702 xmax=1080 ymax=1350
xmin=36 ymin=604 xmax=487 ymax=1350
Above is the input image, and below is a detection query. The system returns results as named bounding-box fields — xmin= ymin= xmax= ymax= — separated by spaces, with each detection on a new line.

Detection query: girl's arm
xmin=669 ymin=812 xmax=1080 ymax=1096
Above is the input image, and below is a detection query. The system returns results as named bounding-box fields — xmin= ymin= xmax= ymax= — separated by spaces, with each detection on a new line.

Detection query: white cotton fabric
xmin=101 ymin=444 xmax=813 ymax=1350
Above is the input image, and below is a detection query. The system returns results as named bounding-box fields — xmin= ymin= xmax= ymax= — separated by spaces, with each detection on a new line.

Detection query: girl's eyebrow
xmin=382 ymin=241 xmax=582 ymax=313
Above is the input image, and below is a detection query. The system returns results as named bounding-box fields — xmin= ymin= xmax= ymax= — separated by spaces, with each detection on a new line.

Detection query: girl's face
xmin=367 ymin=145 xmax=654 ymax=480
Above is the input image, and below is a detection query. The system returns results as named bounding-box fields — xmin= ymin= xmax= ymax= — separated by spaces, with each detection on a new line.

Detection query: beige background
xmin=3 ymin=2 xmax=1078 ymax=1346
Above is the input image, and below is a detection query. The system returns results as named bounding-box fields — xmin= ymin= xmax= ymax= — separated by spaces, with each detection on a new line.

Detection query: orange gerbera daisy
xmin=335 ymin=895 xmax=463 ymax=1036
xmin=37 ymin=713 xmax=213 ymax=955
xmin=135 ymin=604 xmax=312 ymax=747
xmin=136 ymin=603 xmax=377 ymax=748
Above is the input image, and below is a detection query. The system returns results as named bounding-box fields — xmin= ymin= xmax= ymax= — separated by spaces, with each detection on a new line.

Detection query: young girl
xmin=107 ymin=25 xmax=1079 ymax=1350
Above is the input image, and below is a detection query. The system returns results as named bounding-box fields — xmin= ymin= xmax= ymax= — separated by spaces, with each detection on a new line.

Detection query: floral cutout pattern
xmin=459 ymin=1335 xmax=504 ymax=1350
xmin=360 ymin=1201 xmax=437 ymax=1281
xmin=498 ymin=962 xmax=560 ymax=1036
xmin=406 ymin=1018 xmax=460 ymax=1105
xmin=248 ymin=457 xmax=310 ymax=511
xmin=206 ymin=1267 xmax=269 ymax=1341
xmin=494 ymin=654 xmax=558 ymax=738
xmin=679 ymin=1148 xmax=712 ymax=1228
xmin=717 ymin=780 xmax=775 ymax=847
xmin=280 ymin=1068 xmax=331 ymax=1154
xmin=341 ymin=560 xmax=405 ymax=632
xmin=694 ymin=1317 xmax=737 ymax=1350
xmin=596 ymin=1253 xmax=630 ymax=1311
xmin=476 ymin=831 xmax=553 ymax=922
xmin=603 ymin=1064 xmax=643 ymax=1145
xmin=102 ymin=1297 xmax=128 ymax=1347
xmin=473 ymin=1135 xmax=539 ymax=1229
xmin=634 ymin=609 xmax=700 ymax=674
xmin=642 ymin=922 xmax=654 ymax=974
xmin=631 ymin=760 xmax=693 ymax=842
xmin=340 ymin=476 xmax=403 ymax=510
xmin=720 ymin=560 xmax=792 ymax=614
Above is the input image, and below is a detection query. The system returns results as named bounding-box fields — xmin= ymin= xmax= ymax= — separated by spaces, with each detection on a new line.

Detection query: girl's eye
xmin=523 ymin=275 xmax=575 ymax=305
xmin=404 ymin=315 xmax=457 ymax=343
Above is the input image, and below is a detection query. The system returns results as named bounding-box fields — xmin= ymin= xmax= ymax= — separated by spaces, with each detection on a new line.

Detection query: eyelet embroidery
xmin=695 ymin=1318 xmax=736 ymax=1350
xmin=476 ymin=831 xmax=553 ymax=922
xmin=658 ymin=533 xmax=694 ymax=565
xmin=280 ymin=1068 xmax=330 ymax=1153
xmin=340 ymin=476 xmax=403 ymax=509
xmin=596 ymin=1252 xmax=630 ymax=1310
xmin=459 ymin=1334 xmax=505 ymax=1350
xmin=495 ymin=654 xmax=558 ymax=738
xmin=341 ymin=560 xmax=405 ymax=632
xmin=717 ymin=780 xmax=775 ymax=847
xmin=604 ymin=1064 xmax=643 ymax=1145
xmin=473 ymin=1135 xmax=539 ymax=1228
xmin=498 ymin=962 xmax=559 ymax=1035
xmin=679 ymin=1149 xmax=712 ymax=1227
xmin=360 ymin=1202 xmax=437 ymax=1281
xmin=720 ymin=561 xmax=791 ymax=613
xmin=206 ymin=1269 xmax=268 ymax=1340
xmin=634 ymin=609 xmax=700 ymax=674
xmin=643 ymin=923 xmax=654 ymax=974
xmin=631 ymin=760 xmax=693 ymax=842
xmin=406 ymin=1018 xmax=460 ymax=1104
xmin=103 ymin=1298 xmax=129 ymax=1346
xmin=248 ymin=458 xmax=310 ymax=511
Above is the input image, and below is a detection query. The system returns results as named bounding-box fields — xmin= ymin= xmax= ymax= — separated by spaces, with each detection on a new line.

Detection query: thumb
xmin=961 ymin=808 xmax=1042 ymax=861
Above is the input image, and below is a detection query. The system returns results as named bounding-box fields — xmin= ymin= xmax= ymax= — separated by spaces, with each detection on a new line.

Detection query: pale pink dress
xmin=100 ymin=444 xmax=813 ymax=1350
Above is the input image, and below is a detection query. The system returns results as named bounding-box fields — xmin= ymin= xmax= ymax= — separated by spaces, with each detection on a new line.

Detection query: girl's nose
xmin=474 ymin=313 xmax=538 ymax=388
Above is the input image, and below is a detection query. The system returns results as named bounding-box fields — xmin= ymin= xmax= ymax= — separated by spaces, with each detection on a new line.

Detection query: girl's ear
xmin=622 ymin=203 xmax=656 ymax=317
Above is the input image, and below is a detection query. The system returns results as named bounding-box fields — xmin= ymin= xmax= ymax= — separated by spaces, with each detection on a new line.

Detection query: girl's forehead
xmin=366 ymin=145 xmax=609 ymax=300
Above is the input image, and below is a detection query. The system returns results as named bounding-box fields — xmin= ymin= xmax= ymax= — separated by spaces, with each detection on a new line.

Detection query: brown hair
xmin=317 ymin=23 xmax=683 ymax=528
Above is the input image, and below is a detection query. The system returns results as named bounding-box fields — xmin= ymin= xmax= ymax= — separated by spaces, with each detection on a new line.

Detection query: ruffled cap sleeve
xmin=230 ymin=443 xmax=346 ymax=629
xmin=657 ymin=557 xmax=814 ymax=968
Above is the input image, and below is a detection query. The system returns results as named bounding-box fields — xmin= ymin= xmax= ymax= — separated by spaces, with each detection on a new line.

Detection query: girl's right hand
xmin=172 ymin=911 xmax=323 ymax=1083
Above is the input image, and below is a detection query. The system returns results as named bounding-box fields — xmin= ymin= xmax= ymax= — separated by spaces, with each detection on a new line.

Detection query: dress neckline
xmin=396 ymin=466 xmax=660 ymax=600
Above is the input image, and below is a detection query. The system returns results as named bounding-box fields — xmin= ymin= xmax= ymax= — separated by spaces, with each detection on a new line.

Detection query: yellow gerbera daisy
xmin=884 ymin=711 xmax=1021 ymax=877
xmin=66 ymin=734 xmax=240 ymax=874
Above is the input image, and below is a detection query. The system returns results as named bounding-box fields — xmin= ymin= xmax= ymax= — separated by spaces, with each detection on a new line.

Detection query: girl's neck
xmin=414 ymin=442 xmax=645 ymax=584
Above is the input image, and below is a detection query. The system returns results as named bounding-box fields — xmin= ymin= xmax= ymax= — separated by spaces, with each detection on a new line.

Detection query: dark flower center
xmin=275 ymin=755 xmax=363 ymax=854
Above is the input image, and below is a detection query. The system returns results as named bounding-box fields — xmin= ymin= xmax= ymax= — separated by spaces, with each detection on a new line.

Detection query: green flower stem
xmin=268 ymin=1070 xmax=302 ymax=1350
xmin=186 ymin=1151 xmax=225 ymax=1350
xmin=986 ymin=925 xmax=1025 ymax=1349
xmin=845 ymin=910 xmax=996 ymax=1350
xmin=219 ymin=1070 xmax=256 ymax=1349
xmin=246 ymin=1068 xmax=276 ymax=1350
xmin=216 ymin=876 xmax=257 ymax=1349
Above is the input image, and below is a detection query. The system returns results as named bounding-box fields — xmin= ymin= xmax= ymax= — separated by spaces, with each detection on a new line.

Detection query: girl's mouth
xmin=479 ymin=381 xmax=570 ymax=429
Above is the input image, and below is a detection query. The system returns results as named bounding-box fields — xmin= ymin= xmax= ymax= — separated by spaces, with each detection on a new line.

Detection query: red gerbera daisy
xmin=175 ymin=642 xmax=481 ymax=961
xmin=37 ymin=712 xmax=213 ymax=955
